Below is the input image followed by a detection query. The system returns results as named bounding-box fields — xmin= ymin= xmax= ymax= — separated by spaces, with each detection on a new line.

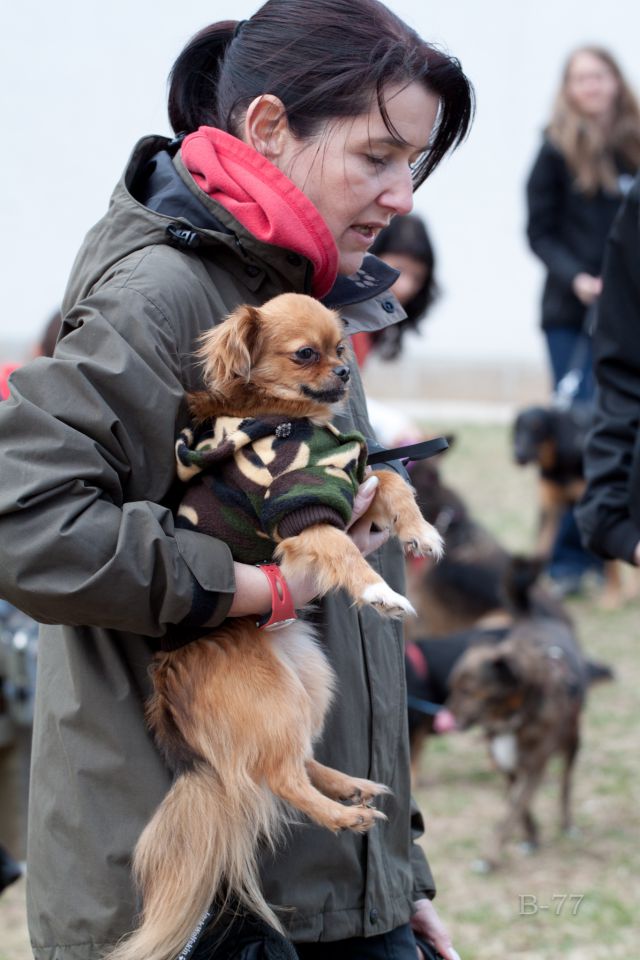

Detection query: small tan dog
xmin=108 ymin=294 xmax=443 ymax=960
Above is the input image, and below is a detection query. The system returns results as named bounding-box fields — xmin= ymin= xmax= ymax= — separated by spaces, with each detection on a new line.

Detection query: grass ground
xmin=1 ymin=423 xmax=637 ymax=960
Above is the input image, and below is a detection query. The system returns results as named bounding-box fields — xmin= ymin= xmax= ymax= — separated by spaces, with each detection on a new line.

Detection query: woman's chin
xmin=337 ymin=252 xmax=367 ymax=278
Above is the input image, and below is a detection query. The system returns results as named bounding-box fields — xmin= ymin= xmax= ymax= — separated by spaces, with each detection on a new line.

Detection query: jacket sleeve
xmin=576 ymin=178 xmax=640 ymax=563
xmin=526 ymin=140 xmax=587 ymax=288
xmin=410 ymin=796 xmax=437 ymax=900
xmin=0 ymin=288 xmax=235 ymax=637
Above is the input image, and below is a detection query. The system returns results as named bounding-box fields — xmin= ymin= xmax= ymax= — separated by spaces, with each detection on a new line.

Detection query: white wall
xmin=1 ymin=1 xmax=638 ymax=362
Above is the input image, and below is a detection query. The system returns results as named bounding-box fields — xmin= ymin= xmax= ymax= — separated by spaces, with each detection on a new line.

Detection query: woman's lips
xmin=349 ymin=223 xmax=384 ymax=247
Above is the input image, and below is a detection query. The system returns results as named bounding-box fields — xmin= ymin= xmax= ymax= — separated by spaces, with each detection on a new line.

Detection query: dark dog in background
xmin=512 ymin=404 xmax=629 ymax=607
xmin=405 ymin=624 xmax=510 ymax=781
xmin=405 ymin=454 xmax=570 ymax=637
xmin=406 ymin=455 xmax=511 ymax=638
xmin=446 ymin=558 xmax=613 ymax=871
xmin=512 ymin=404 xmax=590 ymax=560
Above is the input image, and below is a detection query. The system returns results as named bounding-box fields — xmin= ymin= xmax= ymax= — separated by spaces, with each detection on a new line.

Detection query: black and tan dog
xmin=512 ymin=403 xmax=628 ymax=607
xmin=446 ymin=558 xmax=612 ymax=871
xmin=512 ymin=404 xmax=591 ymax=560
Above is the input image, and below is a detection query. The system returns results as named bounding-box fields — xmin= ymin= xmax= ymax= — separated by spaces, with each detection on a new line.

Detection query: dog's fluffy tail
xmin=106 ymin=764 xmax=282 ymax=960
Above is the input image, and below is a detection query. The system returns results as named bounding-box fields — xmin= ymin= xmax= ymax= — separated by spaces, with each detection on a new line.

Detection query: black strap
xmin=367 ymin=436 xmax=448 ymax=466
xmin=407 ymin=695 xmax=443 ymax=717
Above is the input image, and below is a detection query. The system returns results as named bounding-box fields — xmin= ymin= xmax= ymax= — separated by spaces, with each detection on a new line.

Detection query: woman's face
xmin=379 ymin=252 xmax=429 ymax=307
xmin=565 ymin=52 xmax=619 ymax=119
xmin=276 ymin=83 xmax=440 ymax=276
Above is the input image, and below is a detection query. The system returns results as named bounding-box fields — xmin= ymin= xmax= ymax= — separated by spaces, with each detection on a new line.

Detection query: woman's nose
xmin=379 ymin=166 xmax=414 ymax=217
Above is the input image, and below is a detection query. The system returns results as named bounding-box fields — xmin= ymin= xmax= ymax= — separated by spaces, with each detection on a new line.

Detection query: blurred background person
xmin=351 ymin=214 xmax=440 ymax=447
xmin=576 ymin=172 xmax=640 ymax=567
xmin=526 ymin=45 xmax=640 ymax=594
xmin=351 ymin=213 xmax=438 ymax=367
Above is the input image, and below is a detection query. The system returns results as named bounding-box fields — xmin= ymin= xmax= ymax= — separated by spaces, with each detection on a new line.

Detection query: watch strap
xmin=256 ymin=564 xmax=297 ymax=631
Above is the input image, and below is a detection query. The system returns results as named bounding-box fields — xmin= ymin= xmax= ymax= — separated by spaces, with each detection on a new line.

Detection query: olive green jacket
xmin=0 ymin=136 xmax=434 ymax=960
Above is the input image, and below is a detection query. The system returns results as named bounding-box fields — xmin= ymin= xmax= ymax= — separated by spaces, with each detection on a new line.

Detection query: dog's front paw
xmin=403 ymin=521 xmax=444 ymax=561
xmin=360 ymin=582 xmax=416 ymax=619
xmin=340 ymin=778 xmax=392 ymax=805
xmin=340 ymin=805 xmax=387 ymax=833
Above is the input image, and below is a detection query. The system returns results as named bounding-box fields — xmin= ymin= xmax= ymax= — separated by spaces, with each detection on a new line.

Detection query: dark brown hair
xmin=168 ymin=0 xmax=474 ymax=189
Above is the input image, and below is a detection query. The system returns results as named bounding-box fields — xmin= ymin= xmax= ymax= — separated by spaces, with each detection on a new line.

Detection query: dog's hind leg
xmin=305 ymin=758 xmax=390 ymax=805
xmin=268 ymin=760 xmax=387 ymax=833
xmin=599 ymin=560 xmax=624 ymax=610
xmin=560 ymin=724 xmax=580 ymax=834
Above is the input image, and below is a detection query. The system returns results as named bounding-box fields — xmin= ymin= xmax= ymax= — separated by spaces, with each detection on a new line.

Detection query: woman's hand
xmin=347 ymin=474 xmax=390 ymax=557
xmin=572 ymin=272 xmax=602 ymax=306
xmin=411 ymin=898 xmax=461 ymax=960
xmin=633 ymin=540 xmax=640 ymax=566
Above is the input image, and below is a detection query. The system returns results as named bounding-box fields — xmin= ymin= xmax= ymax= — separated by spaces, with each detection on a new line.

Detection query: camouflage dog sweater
xmin=175 ymin=415 xmax=368 ymax=565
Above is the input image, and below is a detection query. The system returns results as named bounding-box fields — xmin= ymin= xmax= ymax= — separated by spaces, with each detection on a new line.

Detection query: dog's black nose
xmin=333 ymin=365 xmax=350 ymax=383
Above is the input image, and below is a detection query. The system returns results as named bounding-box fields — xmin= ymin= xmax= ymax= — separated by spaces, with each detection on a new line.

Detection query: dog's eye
xmin=294 ymin=347 xmax=319 ymax=363
xmin=336 ymin=343 xmax=346 ymax=358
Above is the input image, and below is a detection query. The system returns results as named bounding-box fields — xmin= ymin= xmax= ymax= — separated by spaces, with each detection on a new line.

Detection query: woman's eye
xmin=295 ymin=347 xmax=317 ymax=362
xmin=366 ymin=155 xmax=387 ymax=168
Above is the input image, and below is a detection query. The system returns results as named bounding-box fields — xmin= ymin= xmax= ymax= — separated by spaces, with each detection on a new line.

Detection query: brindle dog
xmin=446 ymin=558 xmax=612 ymax=871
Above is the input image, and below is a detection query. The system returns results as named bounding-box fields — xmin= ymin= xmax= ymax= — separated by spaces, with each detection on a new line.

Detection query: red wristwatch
xmin=256 ymin=564 xmax=298 ymax=631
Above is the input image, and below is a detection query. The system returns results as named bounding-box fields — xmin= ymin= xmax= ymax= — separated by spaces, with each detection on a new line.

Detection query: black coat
xmin=576 ymin=174 xmax=640 ymax=562
xmin=526 ymin=138 xmax=632 ymax=331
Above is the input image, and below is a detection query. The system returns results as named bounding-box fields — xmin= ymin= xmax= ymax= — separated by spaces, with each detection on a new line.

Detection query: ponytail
xmin=168 ymin=21 xmax=236 ymax=134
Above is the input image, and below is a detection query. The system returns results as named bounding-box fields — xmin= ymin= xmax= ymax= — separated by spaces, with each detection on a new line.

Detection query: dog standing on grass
xmin=446 ymin=558 xmax=612 ymax=872
xmin=106 ymin=294 xmax=443 ymax=960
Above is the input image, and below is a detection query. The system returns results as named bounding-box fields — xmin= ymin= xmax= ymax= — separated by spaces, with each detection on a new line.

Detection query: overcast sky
xmin=1 ymin=1 xmax=639 ymax=362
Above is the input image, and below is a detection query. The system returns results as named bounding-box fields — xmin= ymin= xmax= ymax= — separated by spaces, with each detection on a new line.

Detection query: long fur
xmin=106 ymin=294 xmax=443 ymax=960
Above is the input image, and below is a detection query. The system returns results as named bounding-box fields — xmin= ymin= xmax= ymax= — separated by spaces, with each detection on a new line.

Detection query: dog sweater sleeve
xmin=259 ymin=423 xmax=368 ymax=542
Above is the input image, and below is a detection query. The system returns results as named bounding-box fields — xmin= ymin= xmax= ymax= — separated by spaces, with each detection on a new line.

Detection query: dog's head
xmin=512 ymin=406 xmax=555 ymax=466
xmin=446 ymin=643 xmax=529 ymax=731
xmin=196 ymin=293 xmax=350 ymax=416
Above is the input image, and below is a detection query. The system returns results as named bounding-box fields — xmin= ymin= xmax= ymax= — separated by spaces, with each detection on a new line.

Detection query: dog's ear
xmin=197 ymin=305 xmax=264 ymax=394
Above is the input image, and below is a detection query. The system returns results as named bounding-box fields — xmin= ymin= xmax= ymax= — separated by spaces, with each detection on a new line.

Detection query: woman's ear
xmin=243 ymin=94 xmax=291 ymax=162
xmin=197 ymin=305 xmax=263 ymax=395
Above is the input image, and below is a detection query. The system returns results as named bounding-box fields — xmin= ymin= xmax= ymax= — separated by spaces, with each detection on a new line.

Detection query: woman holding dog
xmin=0 ymin=2 xmax=472 ymax=959
xmin=526 ymin=46 xmax=640 ymax=594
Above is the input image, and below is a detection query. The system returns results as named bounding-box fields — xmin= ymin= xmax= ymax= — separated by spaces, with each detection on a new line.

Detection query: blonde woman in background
xmin=526 ymin=46 xmax=640 ymax=595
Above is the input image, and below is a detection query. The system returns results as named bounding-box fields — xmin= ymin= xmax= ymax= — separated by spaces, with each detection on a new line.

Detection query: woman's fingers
xmin=348 ymin=474 xmax=379 ymax=528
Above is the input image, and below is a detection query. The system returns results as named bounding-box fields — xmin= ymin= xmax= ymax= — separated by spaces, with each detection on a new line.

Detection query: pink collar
xmin=181 ymin=127 xmax=338 ymax=298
